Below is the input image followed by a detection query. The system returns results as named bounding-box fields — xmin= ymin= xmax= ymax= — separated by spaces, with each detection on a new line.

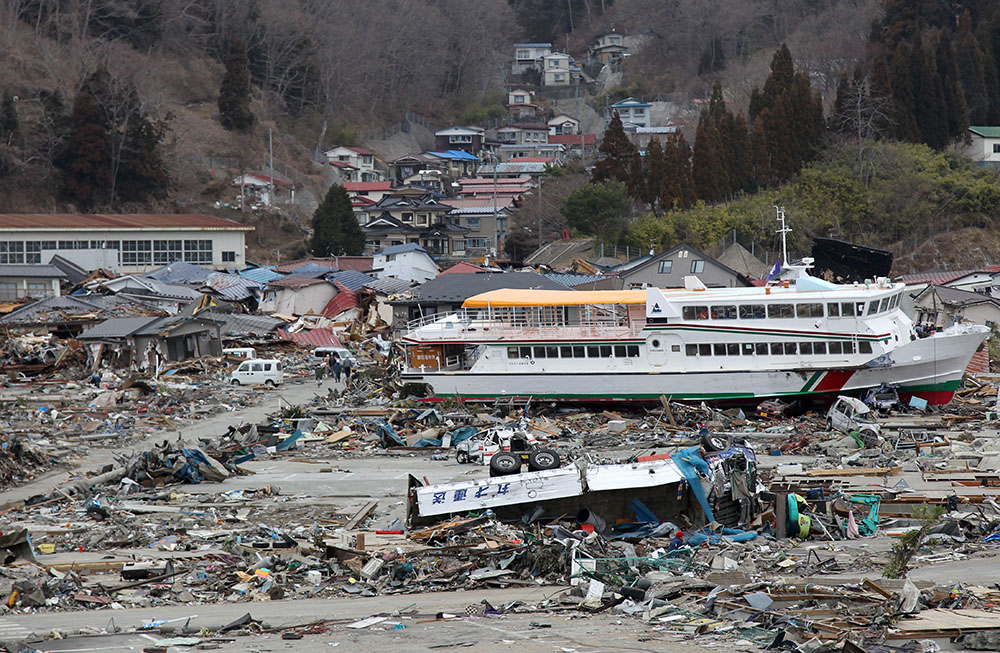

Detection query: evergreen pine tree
xmin=626 ymin=150 xmax=645 ymax=201
xmin=691 ymin=108 xmax=720 ymax=201
xmin=935 ymin=33 xmax=968 ymax=138
xmin=218 ymin=38 xmax=254 ymax=132
xmin=0 ymin=93 xmax=18 ymax=145
xmin=957 ymin=11 xmax=991 ymax=124
xmin=761 ymin=44 xmax=795 ymax=108
xmin=644 ymin=137 xmax=666 ymax=213
xmin=912 ymin=43 xmax=949 ymax=149
xmin=62 ymin=90 xmax=112 ymax=209
xmin=728 ymin=112 xmax=751 ymax=194
xmin=311 ymin=184 xmax=365 ymax=256
xmin=592 ymin=111 xmax=637 ymax=184
xmin=660 ymin=135 xmax=683 ymax=210
xmin=889 ymin=43 xmax=921 ymax=141
xmin=117 ymin=113 xmax=171 ymax=204
xmin=675 ymin=134 xmax=697 ymax=208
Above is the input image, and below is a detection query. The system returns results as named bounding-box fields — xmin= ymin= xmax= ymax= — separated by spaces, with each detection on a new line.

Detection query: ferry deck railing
xmin=405 ymin=310 xmax=645 ymax=341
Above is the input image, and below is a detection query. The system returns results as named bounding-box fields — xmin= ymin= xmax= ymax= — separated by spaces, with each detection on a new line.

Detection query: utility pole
xmin=537 ymin=176 xmax=542 ymax=249
xmin=492 ymin=152 xmax=499 ymax=258
xmin=268 ymin=128 xmax=275 ymax=207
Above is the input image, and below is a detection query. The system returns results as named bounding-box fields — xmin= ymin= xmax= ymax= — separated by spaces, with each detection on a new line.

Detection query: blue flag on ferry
xmin=766 ymin=257 xmax=782 ymax=282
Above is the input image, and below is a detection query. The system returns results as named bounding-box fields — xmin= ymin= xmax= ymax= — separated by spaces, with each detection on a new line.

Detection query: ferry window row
xmin=507 ymin=344 xmax=641 ymax=359
xmin=680 ymin=295 xmax=900 ymax=321
xmin=684 ymin=340 xmax=874 ymax=357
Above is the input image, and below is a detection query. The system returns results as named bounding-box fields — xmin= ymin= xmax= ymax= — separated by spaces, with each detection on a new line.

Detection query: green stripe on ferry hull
xmin=801 ymin=371 xmax=823 ymax=392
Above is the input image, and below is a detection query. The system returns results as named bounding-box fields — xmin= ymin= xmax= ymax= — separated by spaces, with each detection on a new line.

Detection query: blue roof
xmin=327 ymin=269 xmax=378 ymax=292
xmin=611 ymin=97 xmax=652 ymax=108
xmin=378 ymin=243 xmax=426 ymax=256
xmin=287 ymin=263 xmax=335 ymax=278
xmin=238 ymin=266 xmax=285 ymax=284
xmin=427 ymin=150 xmax=480 ymax=161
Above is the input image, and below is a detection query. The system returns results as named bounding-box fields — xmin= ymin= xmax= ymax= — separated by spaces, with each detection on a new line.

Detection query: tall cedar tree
xmin=219 ymin=38 xmax=254 ymax=132
xmin=592 ymin=111 xmax=636 ymax=184
xmin=935 ymin=33 xmax=968 ymax=138
xmin=957 ymin=11 xmax=991 ymax=124
xmin=643 ymin=137 xmax=666 ymax=213
xmin=660 ymin=134 xmax=695 ymax=209
xmin=1 ymin=93 xmax=17 ymax=144
xmin=117 ymin=113 xmax=170 ymax=204
xmin=912 ymin=42 xmax=949 ymax=149
xmin=62 ymin=90 xmax=112 ymax=209
xmin=311 ymin=184 xmax=365 ymax=256
xmin=748 ymin=45 xmax=825 ymax=184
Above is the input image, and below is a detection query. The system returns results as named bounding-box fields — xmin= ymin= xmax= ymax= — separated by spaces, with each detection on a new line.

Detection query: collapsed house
xmin=78 ymin=315 xmax=223 ymax=372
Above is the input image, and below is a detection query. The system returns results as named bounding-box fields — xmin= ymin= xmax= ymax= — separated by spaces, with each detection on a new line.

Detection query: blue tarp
xmin=670 ymin=446 xmax=715 ymax=523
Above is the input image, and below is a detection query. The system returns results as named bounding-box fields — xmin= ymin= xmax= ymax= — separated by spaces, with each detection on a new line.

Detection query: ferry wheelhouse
xmin=400 ymin=270 xmax=988 ymax=405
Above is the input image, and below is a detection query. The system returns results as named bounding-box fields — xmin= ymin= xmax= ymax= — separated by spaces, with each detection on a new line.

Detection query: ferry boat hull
xmin=399 ymin=280 xmax=989 ymax=407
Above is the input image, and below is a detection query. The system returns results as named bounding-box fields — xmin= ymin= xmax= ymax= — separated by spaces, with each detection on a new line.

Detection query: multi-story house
xmin=541 ymin=52 xmax=572 ymax=86
xmin=512 ymin=42 xmax=552 ymax=75
xmin=496 ymin=124 xmax=550 ymax=146
xmin=433 ymin=126 xmax=485 ymax=154
xmin=607 ymin=97 xmax=652 ymax=129
xmin=324 ymin=146 xmax=383 ymax=182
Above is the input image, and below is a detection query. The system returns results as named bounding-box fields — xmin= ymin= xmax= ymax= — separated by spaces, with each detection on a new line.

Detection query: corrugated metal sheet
xmin=364 ymin=277 xmax=415 ymax=294
xmin=276 ymin=327 xmax=341 ymax=347
xmin=328 ymin=270 xmax=377 ymax=292
xmin=146 ymin=261 xmax=213 ymax=284
xmin=0 ymin=214 xmax=252 ymax=230
xmin=287 ymin=263 xmax=335 ymax=278
xmin=200 ymin=311 xmax=283 ymax=336
xmin=238 ymin=267 xmax=285 ymax=284
xmin=203 ymin=272 xmax=262 ymax=301
xmin=323 ymin=284 xmax=358 ymax=318
xmin=543 ymin=273 xmax=609 ymax=287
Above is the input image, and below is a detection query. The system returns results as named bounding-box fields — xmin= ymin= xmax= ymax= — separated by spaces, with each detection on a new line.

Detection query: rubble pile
xmin=5 ymin=338 xmax=1000 ymax=652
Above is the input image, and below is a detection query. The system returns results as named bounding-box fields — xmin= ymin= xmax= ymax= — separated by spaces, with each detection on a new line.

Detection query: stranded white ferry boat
xmin=400 ymin=263 xmax=988 ymax=406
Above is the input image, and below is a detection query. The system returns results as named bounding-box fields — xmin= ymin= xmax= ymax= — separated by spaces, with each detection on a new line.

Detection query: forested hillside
xmin=3 ymin=0 xmax=1000 ymax=270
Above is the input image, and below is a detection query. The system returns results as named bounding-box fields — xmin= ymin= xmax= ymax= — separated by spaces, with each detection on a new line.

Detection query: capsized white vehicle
xmin=827 ymin=395 xmax=882 ymax=446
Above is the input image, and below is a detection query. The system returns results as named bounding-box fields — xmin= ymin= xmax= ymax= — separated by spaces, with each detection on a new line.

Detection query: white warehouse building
xmin=0 ymin=214 xmax=253 ymax=274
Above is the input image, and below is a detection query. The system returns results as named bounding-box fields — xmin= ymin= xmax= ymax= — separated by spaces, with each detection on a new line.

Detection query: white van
xmin=223 ymin=347 xmax=257 ymax=359
xmin=312 ymin=347 xmax=356 ymax=366
xmin=230 ymin=359 xmax=283 ymax=386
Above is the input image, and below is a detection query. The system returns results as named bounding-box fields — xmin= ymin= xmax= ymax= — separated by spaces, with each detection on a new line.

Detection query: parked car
xmin=230 ymin=359 xmax=284 ymax=386
xmin=312 ymin=347 xmax=356 ymax=367
xmin=827 ymin=395 xmax=882 ymax=447
xmin=223 ymin=347 xmax=257 ymax=359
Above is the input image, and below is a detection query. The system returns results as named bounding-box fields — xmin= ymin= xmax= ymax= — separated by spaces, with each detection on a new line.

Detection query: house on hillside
xmin=512 ymin=43 xmax=552 ymax=75
xmin=607 ymin=98 xmax=651 ymax=129
xmin=362 ymin=214 xmax=469 ymax=258
xmin=589 ymin=31 xmax=629 ymax=65
xmin=372 ymin=243 xmax=439 ymax=283
xmin=630 ymin=126 xmax=679 ymax=150
xmin=325 ymin=146 xmax=383 ymax=182
xmin=966 ymin=126 xmax=1000 ymax=167
xmin=507 ymin=88 xmax=538 ymax=118
xmin=548 ymin=133 xmax=596 ymax=156
xmin=548 ymin=114 xmax=580 ymax=135
xmin=445 ymin=201 xmax=512 ymax=254
xmin=618 ymin=245 xmax=752 ymax=289
xmin=541 ymin=52 xmax=573 ymax=86
xmin=434 ymin=127 xmax=484 ymax=154
xmin=231 ymin=173 xmax=295 ymax=207
xmin=361 ymin=195 xmax=454 ymax=229
xmin=496 ymin=124 xmax=550 ymax=146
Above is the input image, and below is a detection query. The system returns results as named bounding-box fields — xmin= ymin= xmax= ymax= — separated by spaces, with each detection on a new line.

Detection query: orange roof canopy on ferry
xmin=463 ymin=289 xmax=648 ymax=307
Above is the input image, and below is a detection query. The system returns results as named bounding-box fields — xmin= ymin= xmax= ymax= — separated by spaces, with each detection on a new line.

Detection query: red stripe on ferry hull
xmin=813 ymin=370 xmax=855 ymax=393
xmin=900 ymin=389 xmax=956 ymax=406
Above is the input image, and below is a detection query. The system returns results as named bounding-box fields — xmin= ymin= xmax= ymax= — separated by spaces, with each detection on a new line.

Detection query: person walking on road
xmin=314 ymin=361 xmax=325 ymax=386
xmin=330 ymin=356 xmax=342 ymax=383
xmin=343 ymin=358 xmax=353 ymax=388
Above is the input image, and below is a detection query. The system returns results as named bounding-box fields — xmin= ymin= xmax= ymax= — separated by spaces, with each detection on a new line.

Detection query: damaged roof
xmin=199 ymin=311 xmax=284 ymax=336
xmin=327 ymin=270 xmax=377 ymax=292
xmin=78 ymin=316 xmax=163 ymax=339
xmin=402 ymin=271 xmax=569 ymax=304
xmin=146 ymin=261 xmax=213 ymax=285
